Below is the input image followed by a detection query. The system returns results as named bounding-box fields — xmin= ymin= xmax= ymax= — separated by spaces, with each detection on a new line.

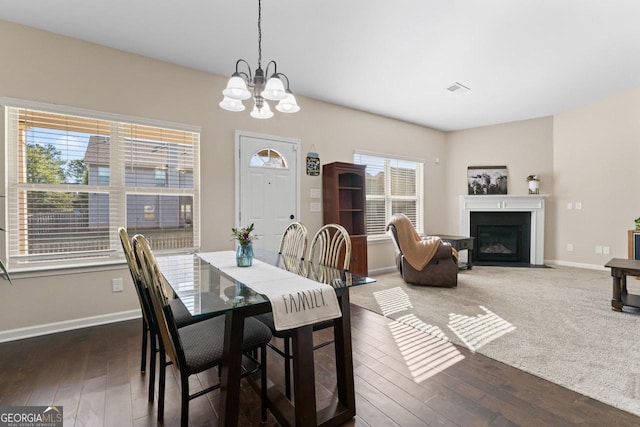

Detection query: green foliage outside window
xmin=26 ymin=143 xmax=88 ymax=213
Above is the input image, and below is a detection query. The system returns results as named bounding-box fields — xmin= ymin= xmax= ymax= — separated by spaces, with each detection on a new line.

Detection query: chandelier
xmin=219 ymin=0 xmax=300 ymax=119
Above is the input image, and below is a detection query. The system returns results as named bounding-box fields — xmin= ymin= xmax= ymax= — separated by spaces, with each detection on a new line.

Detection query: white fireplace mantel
xmin=459 ymin=194 xmax=546 ymax=265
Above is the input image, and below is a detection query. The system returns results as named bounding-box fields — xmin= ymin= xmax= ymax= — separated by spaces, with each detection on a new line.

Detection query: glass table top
xmin=157 ymin=249 xmax=376 ymax=317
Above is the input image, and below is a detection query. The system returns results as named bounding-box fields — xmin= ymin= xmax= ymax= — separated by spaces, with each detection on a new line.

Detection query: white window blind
xmin=354 ymin=152 xmax=424 ymax=237
xmin=3 ymin=102 xmax=200 ymax=270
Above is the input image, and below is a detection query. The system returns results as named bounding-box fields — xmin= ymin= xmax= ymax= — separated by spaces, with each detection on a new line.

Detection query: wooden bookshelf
xmin=322 ymin=162 xmax=368 ymax=276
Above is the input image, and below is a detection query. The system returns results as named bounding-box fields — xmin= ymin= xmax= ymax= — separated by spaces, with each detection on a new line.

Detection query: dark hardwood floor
xmin=1 ymin=304 xmax=638 ymax=426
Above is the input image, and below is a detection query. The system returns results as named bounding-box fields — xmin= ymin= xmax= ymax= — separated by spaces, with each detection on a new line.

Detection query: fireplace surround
xmin=459 ymin=195 xmax=546 ymax=266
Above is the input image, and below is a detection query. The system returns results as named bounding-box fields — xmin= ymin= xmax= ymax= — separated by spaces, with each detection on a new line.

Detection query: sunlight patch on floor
xmin=448 ymin=305 xmax=515 ymax=352
xmin=395 ymin=313 xmax=449 ymax=341
xmin=388 ymin=316 xmax=465 ymax=383
xmin=373 ymin=286 xmax=412 ymax=316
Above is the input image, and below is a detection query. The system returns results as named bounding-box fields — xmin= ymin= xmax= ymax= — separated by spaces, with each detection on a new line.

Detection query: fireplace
xmin=459 ymin=195 xmax=546 ymax=266
xmin=470 ymin=212 xmax=531 ymax=264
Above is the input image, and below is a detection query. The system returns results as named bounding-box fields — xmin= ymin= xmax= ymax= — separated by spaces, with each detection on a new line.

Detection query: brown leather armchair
xmin=386 ymin=214 xmax=458 ymax=287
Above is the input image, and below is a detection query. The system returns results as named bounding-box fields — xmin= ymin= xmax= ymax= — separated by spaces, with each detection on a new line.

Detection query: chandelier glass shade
xmin=219 ymin=0 xmax=300 ymax=118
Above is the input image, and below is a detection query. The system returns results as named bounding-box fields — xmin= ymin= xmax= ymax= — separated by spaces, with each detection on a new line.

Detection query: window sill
xmin=6 ymin=248 xmax=196 ymax=279
xmin=367 ymin=235 xmax=392 ymax=244
xmin=6 ymin=259 xmax=129 ymax=280
xmin=366 ymin=233 xmax=428 ymax=245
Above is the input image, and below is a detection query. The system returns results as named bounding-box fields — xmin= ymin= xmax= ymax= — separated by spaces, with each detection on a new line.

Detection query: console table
xmin=605 ymin=258 xmax=640 ymax=311
xmin=436 ymin=235 xmax=475 ymax=270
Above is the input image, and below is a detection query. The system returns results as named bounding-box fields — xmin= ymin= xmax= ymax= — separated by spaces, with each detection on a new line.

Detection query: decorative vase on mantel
xmin=236 ymin=243 xmax=254 ymax=267
xmin=527 ymin=175 xmax=540 ymax=195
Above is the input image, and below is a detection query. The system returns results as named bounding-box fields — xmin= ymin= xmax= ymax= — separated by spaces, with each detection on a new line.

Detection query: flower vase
xmin=528 ymin=180 xmax=540 ymax=194
xmin=236 ymin=243 xmax=253 ymax=267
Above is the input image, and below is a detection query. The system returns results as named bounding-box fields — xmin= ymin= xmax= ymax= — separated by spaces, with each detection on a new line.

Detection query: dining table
xmin=156 ymin=249 xmax=376 ymax=427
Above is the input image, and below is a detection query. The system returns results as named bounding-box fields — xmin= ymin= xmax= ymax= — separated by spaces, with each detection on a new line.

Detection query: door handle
xmin=290 ymin=214 xmax=295 ymax=220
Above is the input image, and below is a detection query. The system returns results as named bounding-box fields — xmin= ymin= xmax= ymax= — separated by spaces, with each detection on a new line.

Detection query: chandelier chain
xmin=257 ymin=0 xmax=262 ymax=68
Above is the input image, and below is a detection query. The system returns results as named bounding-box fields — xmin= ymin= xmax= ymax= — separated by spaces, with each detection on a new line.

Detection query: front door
xmin=236 ymin=131 xmax=300 ymax=253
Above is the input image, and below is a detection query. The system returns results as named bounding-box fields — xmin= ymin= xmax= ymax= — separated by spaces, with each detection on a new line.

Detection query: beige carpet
xmin=350 ymin=265 xmax=640 ymax=416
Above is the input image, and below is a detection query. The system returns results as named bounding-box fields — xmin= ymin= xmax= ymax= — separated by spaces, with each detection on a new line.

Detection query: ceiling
xmin=2 ymin=0 xmax=640 ymax=131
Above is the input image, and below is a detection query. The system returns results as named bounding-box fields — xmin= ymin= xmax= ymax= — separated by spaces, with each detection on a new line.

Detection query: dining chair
xmin=118 ymin=227 xmax=214 ymax=402
xmin=304 ymin=223 xmax=352 ymax=349
xmin=132 ymin=234 xmax=272 ymax=426
xmin=119 ymin=227 xmax=149 ymax=373
xmin=307 ymin=223 xmax=352 ymax=272
xmin=257 ymin=223 xmax=351 ymax=399
xmin=278 ymin=221 xmax=308 ymax=272
xmin=256 ymin=221 xmax=309 ymax=398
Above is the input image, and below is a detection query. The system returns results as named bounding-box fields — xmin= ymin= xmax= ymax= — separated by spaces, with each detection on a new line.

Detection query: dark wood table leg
xmin=292 ymin=324 xmax=317 ymax=426
xmin=334 ymin=291 xmax=356 ymax=415
xmin=467 ymin=249 xmax=473 ymax=270
xmin=611 ymin=269 xmax=623 ymax=312
xmin=220 ymin=310 xmax=245 ymax=426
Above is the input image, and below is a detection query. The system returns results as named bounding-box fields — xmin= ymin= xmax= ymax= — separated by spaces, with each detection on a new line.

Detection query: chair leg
xmin=284 ymin=337 xmax=291 ymax=400
xmin=140 ymin=319 xmax=148 ymax=373
xmin=148 ymin=332 xmax=157 ymax=402
xmin=158 ymin=350 xmax=166 ymax=422
xmin=261 ymin=344 xmax=268 ymax=423
xmin=181 ymin=374 xmax=190 ymax=427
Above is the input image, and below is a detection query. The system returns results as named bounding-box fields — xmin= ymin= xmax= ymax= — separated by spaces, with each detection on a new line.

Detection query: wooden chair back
xmin=119 ymin=227 xmax=141 ymax=283
xmin=119 ymin=227 xmax=155 ymax=324
xmin=279 ymin=222 xmax=308 ymax=272
xmin=308 ymin=223 xmax=352 ymax=271
xmin=132 ymin=234 xmax=183 ymax=371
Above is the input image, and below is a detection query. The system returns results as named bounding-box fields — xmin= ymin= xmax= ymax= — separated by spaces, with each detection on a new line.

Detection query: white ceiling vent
xmin=446 ymin=82 xmax=471 ymax=94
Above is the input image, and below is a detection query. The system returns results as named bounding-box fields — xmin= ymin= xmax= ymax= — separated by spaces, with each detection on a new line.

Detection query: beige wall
xmin=552 ymin=86 xmax=640 ymax=266
xmin=0 ymin=21 xmax=446 ymax=332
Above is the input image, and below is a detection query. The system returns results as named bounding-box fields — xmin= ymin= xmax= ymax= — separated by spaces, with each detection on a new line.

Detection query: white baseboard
xmin=544 ymin=259 xmax=608 ymax=271
xmin=0 ymin=309 xmax=142 ymax=343
xmin=371 ymin=261 xmax=608 ymax=276
xmin=368 ymin=266 xmax=397 ymax=276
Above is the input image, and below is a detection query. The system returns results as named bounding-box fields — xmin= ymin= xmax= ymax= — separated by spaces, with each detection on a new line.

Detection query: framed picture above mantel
xmin=467 ymin=166 xmax=508 ymax=195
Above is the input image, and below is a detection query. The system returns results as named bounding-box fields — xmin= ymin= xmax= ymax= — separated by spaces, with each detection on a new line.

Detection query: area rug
xmin=349 ymin=265 xmax=640 ymax=416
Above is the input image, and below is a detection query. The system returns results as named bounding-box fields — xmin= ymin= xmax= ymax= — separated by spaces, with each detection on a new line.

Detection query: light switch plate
xmin=112 ymin=278 xmax=124 ymax=292
xmin=310 ymin=188 xmax=321 ymax=199
xmin=310 ymin=202 xmax=321 ymax=212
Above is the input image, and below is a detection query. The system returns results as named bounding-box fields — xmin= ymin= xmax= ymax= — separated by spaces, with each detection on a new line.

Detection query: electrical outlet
xmin=595 ymin=246 xmax=603 ymax=254
xmin=567 ymin=243 xmax=574 ymax=252
xmin=575 ymin=202 xmax=582 ymax=210
xmin=112 ymin=278 xmax=123 ymax=292
xmin=603 ymin=246 xmax=610 ymax=255
xmin=567 ymin=202 xmax=573 ymax=210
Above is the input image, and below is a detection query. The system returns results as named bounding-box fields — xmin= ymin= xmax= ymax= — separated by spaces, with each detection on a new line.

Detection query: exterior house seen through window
xmin=354 ymin=152 xmax=424 ymax=237
xmin=3 ymin=103 xmax=200 ymax=270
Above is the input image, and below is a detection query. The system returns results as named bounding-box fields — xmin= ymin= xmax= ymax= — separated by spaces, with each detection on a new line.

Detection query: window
xmin=249 ymin=148 xmax=287 ymax=169
xmin=154 ymin=168 xmax=168 ymax=186
xmin=2 ymin=100 xmax=200 ymax=270
xmin=97 ymin=166 xmax=110 ymax=185
xmin=354 ymin=152 xmax=424 ymax=237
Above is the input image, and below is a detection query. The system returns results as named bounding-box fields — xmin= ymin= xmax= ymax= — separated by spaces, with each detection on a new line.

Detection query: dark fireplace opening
xmin=470 ymin=212 xmax=531 ymax=265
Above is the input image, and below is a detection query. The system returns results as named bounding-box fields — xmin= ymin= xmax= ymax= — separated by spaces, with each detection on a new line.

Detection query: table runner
xmin=198 ymin=251 xmax=342 ymax=331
